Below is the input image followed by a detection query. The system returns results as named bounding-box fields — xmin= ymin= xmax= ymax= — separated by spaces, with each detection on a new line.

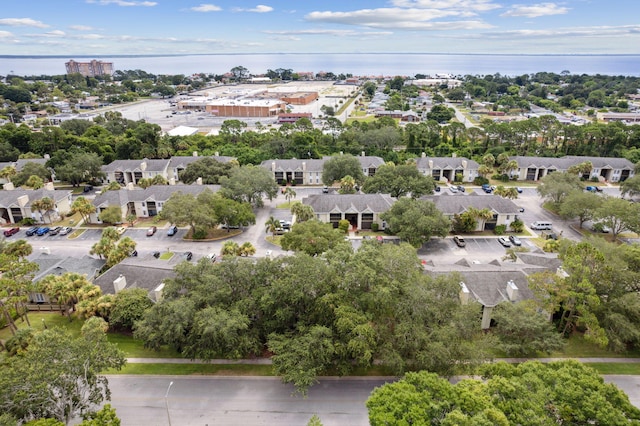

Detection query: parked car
xmin=456 ymin=185 xmax=466 ymax=193
xmin=434 ymin=185 xmax=441 ymax=192
xmin=481 ymin=183 xmax=492 ymax=193
xmin=182 ymin=251 xmax=193 ymax=261
xmin=167 ymin=225 xmax=178 ymax=236
xmin=59 ymin=227 xmax=72 ymax=236
xmin=146 ymin=226 xmax=157 ymax=236
xmin=449 ymin=186 xmax=459 ymax=193
xmin=322 ymin=186 xmax=329 ymax=193
xmin=83 ymin=185 xmax=93 ymax=193
xmin=49 ymin=226 xmax=62 ymax=236
xmin=115 ymin=226 xmax=126 ymax=235
xmin=453 ymin=235 xmax=466 ymax=247
xmin=509 ymin=235 xmax=522 ymax=246
xmin=3 ymin=227 xmax=19 ymax=237
xmin=36 ymin=227 xmax=50 ymax=236
xmin=585 ymin=185 xmax=603 ymax=193
xmin=129 ymin=249 xmax=138 ymax=257
xmin=206 ymin=253 xmax=217 ymax=263
xmin=498 ymin=236 xmax=512 ymax=247
xmin=152 ymin=251 xmax=161 ymax=258
xmin=515 ymin=187 xmax=523 ymax=193
xmin=25 ymin=226 xmax=39 ymax=236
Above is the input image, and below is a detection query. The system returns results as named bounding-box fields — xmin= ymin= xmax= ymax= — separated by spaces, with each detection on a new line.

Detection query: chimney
xmin=215 ymin=151 xmax=219 ymax=156
xmin=17 ymin=194 xmax=29 ymax=207
xmin=421 ymin=152 xmax=426 ymax=158
xmin=127 ymin=182 xmax=135 ymax=190
xmin=271 ymin=161 xmax=276 ymax=172
xmin=140 ymin=160 xmax=147 ymax=171
xmin=302 ymin=161 xmax=306 ymax=171
xmin=3 ymin=182 xmax=14 ymax=191
xmin=169 ymin=178 xmax=176 ymax=185
xmin=459 ymin=282 xmax=470 ymax=305
xmin=113 ymin=274 xmax=127 ymax=293
xmin=428 ymin=160 xmax=433 ymax=169
xmin=153 ymin=283 xmax=165 ymax=302
xmin=452 ymin=153 xmax=457 ymax=158
xmin=506 ymin=280 xmax=518 ymax=301
xmin=192 ymin=151 xmax=198 ymax=157
xmin=44 ymin=182 xmax=54 ymax=191
xmin=196 ymin=177 xmax=203 ymax=185
xmin=44 ymin=154 xmax=50 ymax=159
xmin=462 ymin=160 xmax=468 ymax=169
xmin=361 ymin=151 xmax=365 ymax=157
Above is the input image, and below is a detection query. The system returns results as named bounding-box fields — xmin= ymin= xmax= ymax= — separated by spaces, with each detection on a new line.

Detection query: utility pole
xmin=165 ymin=381 xmax=174 ymax=426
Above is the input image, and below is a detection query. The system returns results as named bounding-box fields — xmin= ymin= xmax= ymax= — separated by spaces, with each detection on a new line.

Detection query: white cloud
xmin=77 ymin=33 xmax=105 ymax=39
xmin=69 ymin=25 xmax=94 ymax=31
xmin=86 ymin=0 xmax=157 ymax=6
xmin=390 ymin=0 xmax=501 ymax=12
xmin=264 ymin=29 xmax=392 ymax=37
xmin=501 ymin=3 xmax=569 ymax=18
xmin=233 ymin=5 xmax=274 ymax=13
xmin=44 ymin=30 xmax=66 ymax=37
xmin=0 ymin=18 xmax=49 ymax=28
xmin=190 ymin=4 xmax=222 ymax=12
xmin=0 ymin=30 xmax=14 ymax=38
xmin=306 ymin=8 xmax=494 ymax=31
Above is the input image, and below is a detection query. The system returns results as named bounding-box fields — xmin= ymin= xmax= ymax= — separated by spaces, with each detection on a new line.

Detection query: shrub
xmin=454 ymin=173 xmax=463 ymax=183
xmin=590 ymin=176 xmax=599 ymax=182
xmin=371 ymin=223 xmax=379 ymax=232
xmin=192 ymin=228 xmax=208 ymax=239
xmin=499 ymin=174 xmax=509 ymax=182
xmin=20 ymin=217 xmax=36 ymax=226
xmin=510 ymin=219 xmax=524 ymax=233
xmin=494 ymin=224 xmax=507 ymax=235
xmin=473 ymin=176 xmax=489 ymax=186
xmin=338 ymin=219 xmax=350 ymax=233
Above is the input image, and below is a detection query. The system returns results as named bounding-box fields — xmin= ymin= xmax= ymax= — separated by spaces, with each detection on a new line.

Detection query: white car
xmin=206 ymin=253 xmax=217 ymax=262
xmin=498 ymin=236 xmax=512 ymax=247
xmin=115 ymin=226 xmax=126 ymax=235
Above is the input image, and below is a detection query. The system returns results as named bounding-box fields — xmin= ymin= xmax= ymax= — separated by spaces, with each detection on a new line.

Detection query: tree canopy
xmin=362 ymin=163 xmax=435 ymax=198
xmin=380 ymin=198 xmax=451 ymax=247
xmin=321 ymin=154 xmax=365 ymax=186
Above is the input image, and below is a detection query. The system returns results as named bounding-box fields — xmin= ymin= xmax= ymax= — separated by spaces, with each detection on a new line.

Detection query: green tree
xmin=79 ymin=404 xmax=120 ymax=426
xmin=221 ymin=241 xmax=240 ymax=256
xmin=280 ymin=221 xmax=349 ymax=256
xmin=426 ymin=104 xmax=454 ymax=123
xmin=362 ymin=163 xmax=435 ymax=198
xmin=537 ymin=171 xmax=583 ymax=207
xmin=98 ymin=206 xmax=123 ymax=225
xmin=321 ymin=154 xmax=365 ymax=186
xmin=595 ymin=197 xmax=640 ymax=239
xmin=178 ymin=157 xmax=233 ymax=184
xmin=493 ymin=185 xmax=519 ymax=199
xmin=559 ymin=190 xmax=603 ymax=228
xmin=264 ymin=216 xmax=281 ymax=238
xmin=0 ymin=324 xmax=126 ymax=425
xmin=380 ymin=198 xmax=451 ymax=247
xmin=12 ymin=162 xmax=51 ymax=188
xmin=71 ymin=196 xmax=97 ymax=225
xmin=25 ymin=175 xmax=44 ymax=189
xmin=367 ymin=361 xmax=640 ymax=426
xmin=238 ymin=242 xmax=256 ymax=257
xmin=621 ymin=174 xmax=640 ymax=199
xmin=211 ymin=195 xmax=255 ymax=231
xmin=220 ymin=165 xmax=278 ymax=207
xmin=492 ymin=301 xmax=565 ymax=356
xmin=338 ymin=175 xmax=356 ymax=194
xmin=283 ymin=186 xmax=296 ymax=206
xmin=54 ymin=152 xmax=105 ymax=187
xmin=160 ymin=189 xmax=222 ymax=236
xmin=30 ymin=197 xmax=54 ymax=224
xmin=38 ymin=272 xmax=94 ymax=320
xmin=291 ymin=202 xmax=315 ymax=222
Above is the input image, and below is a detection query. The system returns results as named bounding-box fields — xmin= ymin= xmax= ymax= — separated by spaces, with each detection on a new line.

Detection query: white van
xmin=531 ymin=221 xmax=552 ymax=230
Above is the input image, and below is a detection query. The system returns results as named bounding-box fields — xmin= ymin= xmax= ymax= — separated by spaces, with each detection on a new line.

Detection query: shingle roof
xmin=511 ymin=155 xmax=634 ymax=170
xmin=94 ymin=256 xmax=178 ymax=296
xmin=31 ymin=254 xmax=106 ymax=283
xmin=15 ymin=158 xmax=49 ymax=171
xmin=422 ymin=195 xmax=521 ymax=215
xmin=92 ymin=184 xmax=219 ymax=207
xmin=0 ymin=188 xmax=71 ymax=208
xmin=102 ymin=158 xmax=170 ymax=173
xmin=260 ymin=155 xmax=385 ymax=174
xmin=415 ymin=156 xmax=479 ymax=170
xmin=303 ymin=193 xmax=396 ymax=214
xmin=168 ymin=155 xmax=235 ymax=169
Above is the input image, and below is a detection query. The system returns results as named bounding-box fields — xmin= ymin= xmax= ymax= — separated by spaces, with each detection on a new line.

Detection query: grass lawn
xmin=275 ymin=200 xmax=299 ymax=209
xmin=130 ymin=217 xmax=169 ymax=228
xmin=109 ymin=363 xmax=275 ymax=376
xmin=584 ymin=363 xmax=640 ymax=375
xmin=68 ymin=229 xmax=86 ymax=239
xmin=0 ymin=312 xmax=83 ymax=341
xmin=265 ymin=235 xmax=283 ymax=247
xmin=159 ymin=251 xmax=174 ymax=260
xmin=107 ymin=332 xmax=181 ymax=358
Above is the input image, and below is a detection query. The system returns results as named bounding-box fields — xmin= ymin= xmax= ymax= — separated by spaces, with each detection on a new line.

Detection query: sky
xmin=0 ymin=0 xmax=638 ymax=56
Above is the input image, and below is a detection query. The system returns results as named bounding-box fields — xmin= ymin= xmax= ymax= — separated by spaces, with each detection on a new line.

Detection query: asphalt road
xmin=101 ymin=374 xmax=640 ymax=426
xmin=104 ymin=376 xmax=391 ymax=426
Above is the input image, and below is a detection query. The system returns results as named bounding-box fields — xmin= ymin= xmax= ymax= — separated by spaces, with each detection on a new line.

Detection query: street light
xmin=165 ymin=381 xmax=174 ymax=426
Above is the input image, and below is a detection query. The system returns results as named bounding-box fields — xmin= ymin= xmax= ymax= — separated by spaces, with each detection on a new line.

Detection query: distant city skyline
xmin=0 ymin=1 xmax=638 ymax=56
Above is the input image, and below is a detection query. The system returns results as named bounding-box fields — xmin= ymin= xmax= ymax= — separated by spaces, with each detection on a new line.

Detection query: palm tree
xmin=265 ymin=216 xmax=280 ymax=237
xmin=494 ymin=185 xmax=519 ymax=200
xmin=0 ymin=165 xmax=17 ymax=183
xmin=283 ymin=187 xmax=296 ymax=206
xmin=39 ymin=197 xmax=55 ymax=224
xmin=239 ymin=242 xmax=256 ymax=257
xmin=339 ymin=175 xmax=356 ymax=194
xmin=30 ymin=198 xmax=54 ymax=224
xmin=221 ymin=241 xmax=240 ymax=256
xmin=291 ymin=203 xmax=315 ymax=222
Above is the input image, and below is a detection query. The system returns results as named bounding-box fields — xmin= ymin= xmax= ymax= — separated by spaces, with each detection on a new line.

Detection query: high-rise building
xmin=65 ymin=59 xmax=114 ymax=77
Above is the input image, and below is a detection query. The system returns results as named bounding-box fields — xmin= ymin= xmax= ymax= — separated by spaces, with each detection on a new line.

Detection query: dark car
xmin=146 ymin=226 xmax=157 ymax=236
xmin=453 ymin=235 xmax=466 ymax=247
xmin=509 ymin=235 xmax=522 ymax=246
xmin=83 ymin=185 xmax=93 ymax=193
xmin=25 ymin=226 xmax=39 ymax=236
xmin=434 ymin=185 xmax=441 ymax=192
xmin=129 ymin=249 xmax=138 ymax=257
xmin=3 ymin=227 xmax=19 ymax=237
xmin=456 ymin=185 xmax=466 ymax=193
xmin=167 ymin=225 xmax=178 ymax=236
xmin=152 ymin=251 xmax=161 ymax=258
xmin=36 ymin=227 xmax=50 ymax=236
xmin=183 ymin=251 xmax=193 ymax=261
xmin=49 ymin=226 xmax=62 ymax=236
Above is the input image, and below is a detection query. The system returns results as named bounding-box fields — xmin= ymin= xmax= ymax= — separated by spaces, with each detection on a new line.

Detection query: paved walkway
xmin=127 ymin=357 xmax=640 ymax=365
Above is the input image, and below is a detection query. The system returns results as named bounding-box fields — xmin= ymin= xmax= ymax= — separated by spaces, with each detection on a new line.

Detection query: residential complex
xmin=65 ymin=59 xmax=114 ymax=77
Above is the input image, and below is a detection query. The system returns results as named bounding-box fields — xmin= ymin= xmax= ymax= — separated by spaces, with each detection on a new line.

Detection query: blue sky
xmin=0 ymin=0 xmax=638 ymax=56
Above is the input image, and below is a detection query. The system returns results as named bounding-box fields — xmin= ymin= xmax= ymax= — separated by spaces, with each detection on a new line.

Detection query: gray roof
xmin=15 ymin=158 xmax=49 ymax=171
xmin=168 ymin=155 xmax=235 ymax=169
xmin=92 ymin=184 xmax=219 ymax=207
xmin=102 ymin=158 xmax=170 ymax=173
xmin=511 ymin=155 xmax=634 ymax=170
xmin=31 ymin=254 xmax=106 ymax=283
xmin=260 ymin=155 xmax=385 ymax=174
xmin=303 ymin=193 xmax=396 ymax=214
xmin=0 ymin=188 xmax=71 ymax=208
xmin=422 ymin=194 xmax=521 ymax=215
xmin=415 ymin=156 xmax=479 ymax=170
xmin=93 ymin=256 xmax=179 ymax=296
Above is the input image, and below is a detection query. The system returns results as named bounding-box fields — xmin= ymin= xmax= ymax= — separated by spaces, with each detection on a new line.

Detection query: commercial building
xmin=65 ymin=59 xmax=114 ymax=77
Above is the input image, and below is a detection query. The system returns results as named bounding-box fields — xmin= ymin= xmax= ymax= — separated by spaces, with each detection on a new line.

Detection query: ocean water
xmin=2 ymin=53 xmax=640 ymax=77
